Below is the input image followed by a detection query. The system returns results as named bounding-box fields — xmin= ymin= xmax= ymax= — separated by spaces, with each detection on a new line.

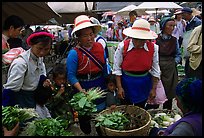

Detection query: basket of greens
xmin=95 ymin=105 xmax=151 ymax=136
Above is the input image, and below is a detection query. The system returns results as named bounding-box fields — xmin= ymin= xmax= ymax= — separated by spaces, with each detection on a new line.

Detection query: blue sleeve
xmin=175 ymin=40 xmax=182 ymax=64
xmin=66 ymin=49 xmax=79 ymax=85
xmin=2 ymin=89 xmax=16 ymax=106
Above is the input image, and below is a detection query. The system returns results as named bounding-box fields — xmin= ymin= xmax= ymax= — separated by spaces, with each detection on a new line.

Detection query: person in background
xmin=68 ymin=24 xmax=74 ymax=39
xmin=128 ymin=10 xmax=137 ymax=27
xmin=21 ymin=24 xmax=34 ymax=50
xmin=186 ymin=25 xmax=202 ymax=80
xmin=105 ymin=74 xmax=120 ymax=109
xmin=172 ymin=9 xmax=186 ymax=48
xmin=150 ymin=78 xmax=202 ymax=136
xmin=106 ymin=22 xmax=114 ymax=41
xmin=115 ymin=22 xmax=126 ymax=42
xmin=90 ymin=17 xmax=109 ymax=59
xmin=113 ymin=19 xmax=161 ymax=109
xmin=156 ymin=17 xmax=182 ymax=110
xmin=2 ymin=30 xmax=53 ymax=108
xmin=180 ymin=7 xmax=201 ymax=77
xmin=66 ymin=15 xmax=108 ymax=134
xmin=2 ymin=15 xmax=24 ymax=52
xmin=148 ymin=16 xmax=161 ymax=35
xmin=90 ymin=17 xmax=111 ymax=74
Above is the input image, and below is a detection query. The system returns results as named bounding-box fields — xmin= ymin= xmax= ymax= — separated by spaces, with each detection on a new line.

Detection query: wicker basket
xmin=147 ymin=109 xmax=182 ymax=128
xmin=97 ymin=105 xmax=151 ymax=136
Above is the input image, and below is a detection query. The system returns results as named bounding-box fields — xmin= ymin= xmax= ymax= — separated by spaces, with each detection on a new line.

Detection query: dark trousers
xmin=163 ymin=99 xmax=173 ymax=110
xmin=78 ymin=115 xmax=91 ymax=134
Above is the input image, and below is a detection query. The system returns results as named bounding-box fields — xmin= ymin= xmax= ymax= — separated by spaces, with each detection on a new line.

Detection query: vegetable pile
xmin=150 ymin=112 xmax=182 ymax=128
xmin=2 ymin=105 xmax=39 ymax=131
xmin=69 ymin=87 xmax=107 ymax=116
xmin=95 ymin=111 xmax=130 ymax=130
xmin=19 ymin=117 xmax=73 ymax=136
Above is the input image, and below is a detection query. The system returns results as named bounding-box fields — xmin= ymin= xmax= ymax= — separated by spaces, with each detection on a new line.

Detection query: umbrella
xmin=48 ymin=2 xmax=94 ymax=13
xmin=2 ymin=2 xmax=61 ymax=25
xmin=137 ymin=2 xmax=182 ymax=10
xmin=47 ymin=2 xmax=97 ymax=24
xmin=116 ymin=4 xmax=147 ymax=17
xmin=137 ymin=2 xmax=182 ymax=20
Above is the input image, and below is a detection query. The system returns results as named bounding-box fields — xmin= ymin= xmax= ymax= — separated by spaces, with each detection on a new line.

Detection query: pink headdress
xmin=26 ymin=32 xmax=54 ymax=46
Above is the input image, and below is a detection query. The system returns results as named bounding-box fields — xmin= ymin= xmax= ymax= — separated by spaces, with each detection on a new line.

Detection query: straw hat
xmin=123 ymin=19 xmax=156 ymax=40
xmin=71 ymin=15 xmax=101 ymax=37
xmin=174 ymin=9 xmax=182 ymax=15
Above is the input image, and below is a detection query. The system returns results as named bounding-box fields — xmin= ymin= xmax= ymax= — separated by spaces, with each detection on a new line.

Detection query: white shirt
xmin=3 ymin=49 xmax=46 ymax=91
xmin=112 ymin=39 xmax=161 ymax=79
xmin=35 ymin=104 xmax=51 ymax=119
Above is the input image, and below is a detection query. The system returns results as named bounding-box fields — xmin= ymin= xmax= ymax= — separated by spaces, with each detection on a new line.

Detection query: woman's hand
xmin=148 ymin=88 xmax=156 ymax=102
xmin=43 ymin=79 xmax=52 ymax=87
xmin=58 ymin=84 xmax=65 ymax=95
xmin=3 ymin=122 xmax=19 ymax=136
xmin=117 ymin=87 xmax=125 ymax=99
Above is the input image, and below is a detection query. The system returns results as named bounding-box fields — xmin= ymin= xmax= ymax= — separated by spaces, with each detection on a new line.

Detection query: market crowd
xmin=2 ymin=6 xmax=202 ymax=136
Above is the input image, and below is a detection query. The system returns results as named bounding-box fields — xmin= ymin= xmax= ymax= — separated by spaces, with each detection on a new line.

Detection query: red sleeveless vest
xmin=74 ymin=42 xmax=105 ymax=75
xmin=121 ymin=39 xmax=154 ymax=72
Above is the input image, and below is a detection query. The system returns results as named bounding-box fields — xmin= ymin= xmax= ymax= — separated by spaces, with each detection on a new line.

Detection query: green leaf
xmin=78 ymin=97 xmax=87 ymax=108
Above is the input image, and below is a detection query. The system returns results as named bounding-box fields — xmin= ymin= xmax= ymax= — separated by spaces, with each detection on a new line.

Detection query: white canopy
xmin=116 ymin=4 xmax=147 ymax=16
xmin=137 ymin=2 xmax=183 ymax=10
xmin=145 ymin=9 xmax=170 ymax=14
xmin=48 ymin=2 xmax=94 ymax=13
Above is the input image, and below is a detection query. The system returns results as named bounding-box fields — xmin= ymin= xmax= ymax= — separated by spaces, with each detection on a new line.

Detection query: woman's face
xmin=9 ymin=26 xmax=23 ymax=38
xmin=78 ymin=27 xmax=95 ymax=48
xmin=31 ymin=42 xmax=51 ymax=57
xmin=163 ymin=20 xmax=175 ymax=35
xmin=132 ymin=38 xmax=146 ymax=48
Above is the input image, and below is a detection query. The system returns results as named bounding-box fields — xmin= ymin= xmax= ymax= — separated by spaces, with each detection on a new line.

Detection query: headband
xmin=26 ymin=32 xmax=54 ymax=46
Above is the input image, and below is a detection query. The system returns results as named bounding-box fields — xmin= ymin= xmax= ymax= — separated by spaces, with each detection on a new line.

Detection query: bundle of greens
xmin=69 ymin=87 xmax=107 ymax=116
xmin=95 ymin=111 xmax=130 ymax=130
xmin=19 ymin=117 xmax=73 ymax=136
xmin=2 ymin=105 xmax=39 ymax=130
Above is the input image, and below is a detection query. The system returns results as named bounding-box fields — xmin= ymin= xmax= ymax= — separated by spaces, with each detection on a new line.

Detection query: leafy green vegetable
xmin=95 ymin=111 xmax=130 ymax=130
xmin=2 ymin=105 xmax=39 ymax=131
xmin=19 ymin=117 xmax=73 ymax=136
xmin=69 ymin=87 xmax=107 ymax=116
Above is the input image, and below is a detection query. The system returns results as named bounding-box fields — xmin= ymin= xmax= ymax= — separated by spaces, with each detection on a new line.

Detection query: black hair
xmin=28 ymin=30 xmax=53 ymax=46
xmin=34 ymin=86 xmax=53 ymax=106
xmin=52 ymin=63 xmax=67 ymax=79
xmin=105 ymin=74 xmax=116 ymax=85
xmin=129 ymin=10 xmax=138 ymax=17
xmin=3 ymin=15 xmax=24 ymax=30
xmin=7 ymin=38 xmax=23 ymax=49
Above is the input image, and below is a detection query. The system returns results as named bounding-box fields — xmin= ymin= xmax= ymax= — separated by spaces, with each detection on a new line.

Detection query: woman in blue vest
xmin=150 ymin=78 xmax=202 ymax=136
xmin=113 ymin=19 xmax=161 ymax=108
